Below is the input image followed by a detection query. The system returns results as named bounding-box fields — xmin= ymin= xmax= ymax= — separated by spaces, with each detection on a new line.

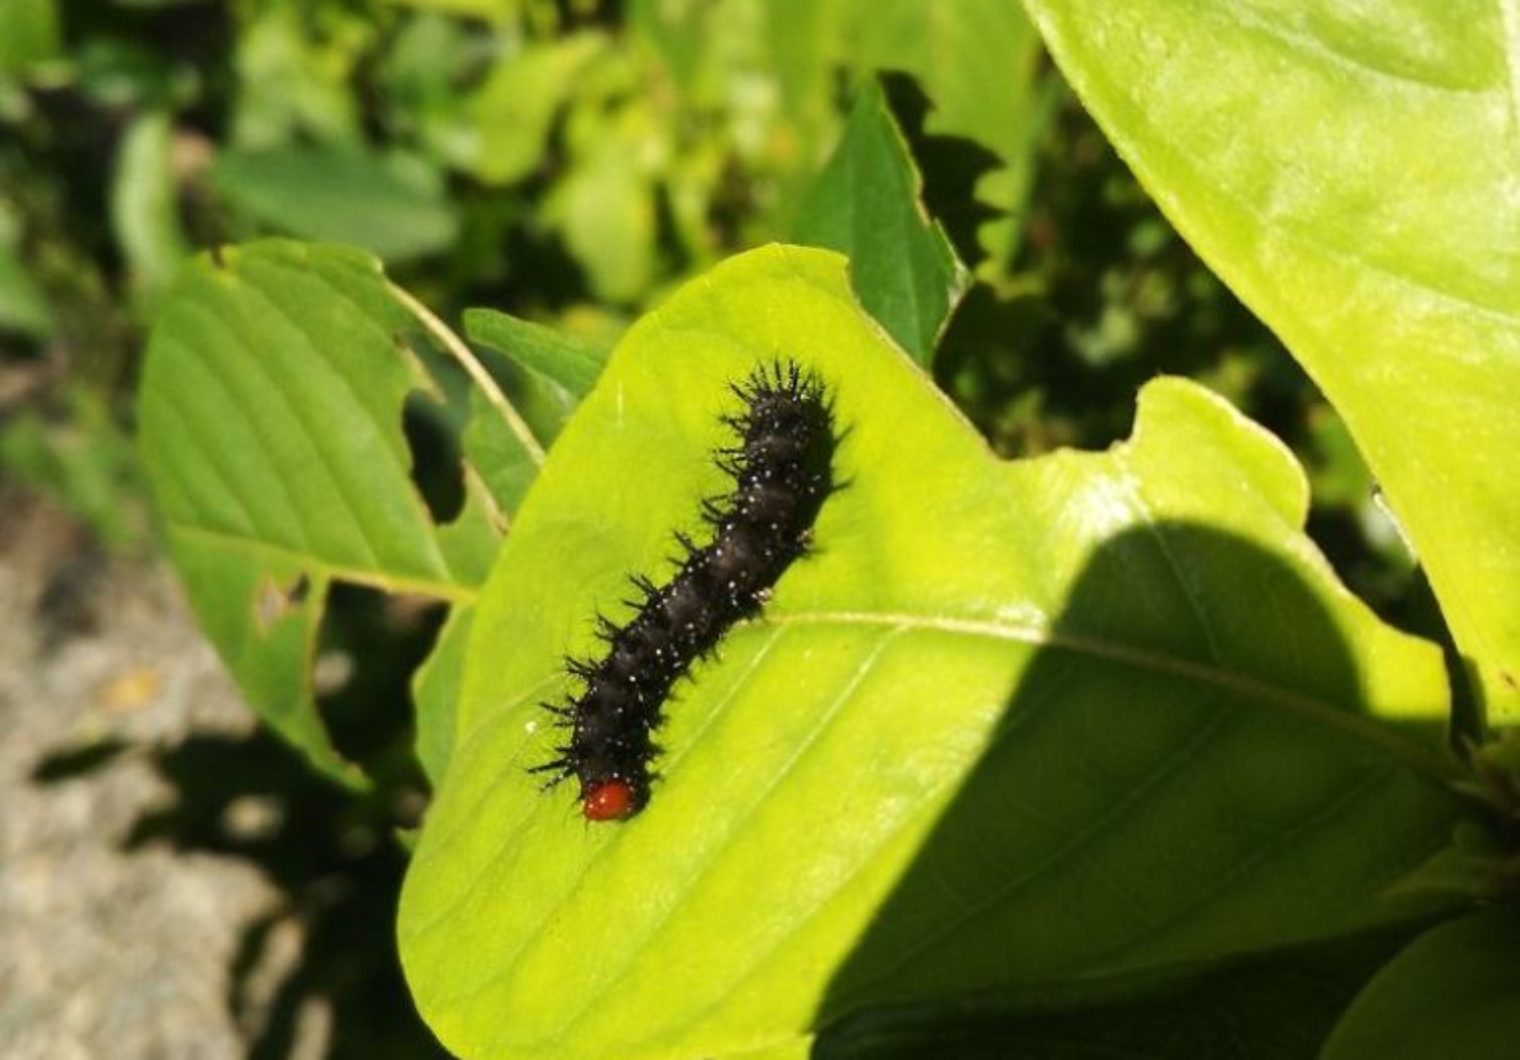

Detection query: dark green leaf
xmin=837 ymin=0 xmax=1058 ymax=273
xmin=820 ymin=929 xmax=1413 ymax=1059
xmin=1323 ymin=907 xmax=1520 ymax=1059
xmin=794 ymin=78 xmax=968 ymax=365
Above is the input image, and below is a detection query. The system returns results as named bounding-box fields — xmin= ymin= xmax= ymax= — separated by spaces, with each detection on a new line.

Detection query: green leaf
xmin=413 ymin=606 xmax=475 ymax=785
xmin=466 ymin=32 xmax=606 ymax=185
xmin=546 ymin=137 xmax=657 ymax=304
xmin=138 ymin=240 xmax=527 ymax=782
xmin=464 ymin=307 xmax=611 ymax=434
xmin=390 ymin=285 xmax=552 ymax=519
xmin=818 ymin=929 xmax=1412 ymax=1059
xmin=453 ymin=307 xmax=614 ymax=506
xmin=229 ymin=6 xmax=366 ymax=148
xmin=212 ymin=145 xmax=459 ymax=262
xmin=0 ymin=0 xmax=60 ymax=75
xmin=1322 ymin=907 xmax=1520 ymax=1059
xmin=112 ymin=110 xmax=190 ymax=307
xmin=399 ymin=246 xmax=1471 ymax=1059
xmin=1021 ymin=0 xmax=1520 ymax=723
xmin=794 ymin=78 xmax=969 ymax=365
xmin=837 ymin=0 xmax=1058 ymax=274
xmin=462 ymin=382 xmax=545 ymax=517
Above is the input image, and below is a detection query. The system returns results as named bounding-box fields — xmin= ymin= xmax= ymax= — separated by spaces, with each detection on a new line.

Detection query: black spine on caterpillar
xmin=530 ymin=360 xmax=838 ymax=821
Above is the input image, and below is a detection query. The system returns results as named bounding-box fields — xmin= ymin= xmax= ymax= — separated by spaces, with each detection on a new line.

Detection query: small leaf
xmin=457 ymin=311 xmax=612 ymax=496
xmin=212 ymin=145 xmax=459 ymax=262
xmin=546 ymin=138 xmax=657 ymax=304
xmin=399 ymin=246 xmax=1473 ymax=1059
xmin=465 ymin=307 xmax=610 ymax=410
xmin=139 ymin=240 xmax=526 ymax=781
xmin=228 ymin=6 xmax=363 ymax=147
xmin=1322 ymin=907 xmax=1520 ymax=1059
xmin=389 ymin=284 xmax=550 ymax=519
xmin=386 ymin=0 xmax=516 ymax=23
xmin=794 ymin=78 xmax=969 ymax=365
xmin=465 ymin=32 xmax=606 ymax=185
xmin=462 ymin=384 xmax=543 ymax=518
xmin=1022 ymin=0 xmax=1520 ymax=723
xmin=836 ymin=0 xmax=1058 ymax=273
xmin=111 ymin=110 xmax=190 ymax=307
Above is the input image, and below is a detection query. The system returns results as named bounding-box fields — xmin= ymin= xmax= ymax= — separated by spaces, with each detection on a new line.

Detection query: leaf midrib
xmin=417 ymin=605 xmax=1455 ymax=919
xmin=168 ymin=522 xmax=477 ymax=603
xmin=773 ymin=610 xmax=1456 ymax=782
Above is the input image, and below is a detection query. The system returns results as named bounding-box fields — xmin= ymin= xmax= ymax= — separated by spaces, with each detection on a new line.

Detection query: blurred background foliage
xmin=0 ymin=0 xmax=1421 ymax=622
xmin=0 ymin=0 xmax=1441 ymax=1055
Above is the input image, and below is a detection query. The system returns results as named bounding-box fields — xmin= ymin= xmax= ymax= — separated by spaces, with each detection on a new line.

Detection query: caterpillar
xmin=531 ymin=360 xmax=839 ymax=821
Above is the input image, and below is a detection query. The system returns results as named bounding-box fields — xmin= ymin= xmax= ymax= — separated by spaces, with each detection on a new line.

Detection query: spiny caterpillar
xmin=531 ymin=360 xmax=839 ymax=821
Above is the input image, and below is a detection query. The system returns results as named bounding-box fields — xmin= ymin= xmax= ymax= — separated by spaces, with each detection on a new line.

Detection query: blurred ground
xmin=0 ymin=490 xmax=303 ymax=1059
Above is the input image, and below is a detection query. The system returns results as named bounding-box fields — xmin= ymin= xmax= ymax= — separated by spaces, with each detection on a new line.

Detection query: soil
xmin=0 ymin=490 xmax=289 ymax=1058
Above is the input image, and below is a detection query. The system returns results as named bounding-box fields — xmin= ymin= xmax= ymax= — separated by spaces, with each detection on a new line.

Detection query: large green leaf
xmin=399 ymin=246 xmax=1472 ymax=1059
xmin=1021 ymin=0 xmax=1520 ymax=724
xmin=139 ymin=240 xmax=530 ymax=782
xmin=794 ymin=78 xmax=968 ymax=365
xmin=1322 ymin=907 xmax=1520 ymax=1058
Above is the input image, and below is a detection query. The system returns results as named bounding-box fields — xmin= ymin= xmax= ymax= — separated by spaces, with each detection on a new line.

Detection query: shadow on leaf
xmin=815 ymin=521 xmax=1457 ymax=1058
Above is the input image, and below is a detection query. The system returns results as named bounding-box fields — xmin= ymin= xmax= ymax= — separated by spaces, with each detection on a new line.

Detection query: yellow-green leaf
xmin=399 ymin=246 xmax=1471 ymax=1059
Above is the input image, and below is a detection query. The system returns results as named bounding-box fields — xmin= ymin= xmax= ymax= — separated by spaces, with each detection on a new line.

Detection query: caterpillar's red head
xmin=581 ymin=778 xmax=638 ymax=822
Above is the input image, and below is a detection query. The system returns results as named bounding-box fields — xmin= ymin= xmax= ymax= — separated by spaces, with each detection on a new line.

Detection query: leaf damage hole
xmin=402 ymin=390 xmax=466 ymax=525
xmin=313 ymin=581 xmax=447 ymax=798
xmin=254 ymin=572 xmax=311 ymax=634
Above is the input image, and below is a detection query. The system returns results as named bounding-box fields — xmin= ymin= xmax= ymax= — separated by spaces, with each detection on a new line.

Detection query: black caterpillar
xmin=531 ymin=360 xmax=838 ymax=821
